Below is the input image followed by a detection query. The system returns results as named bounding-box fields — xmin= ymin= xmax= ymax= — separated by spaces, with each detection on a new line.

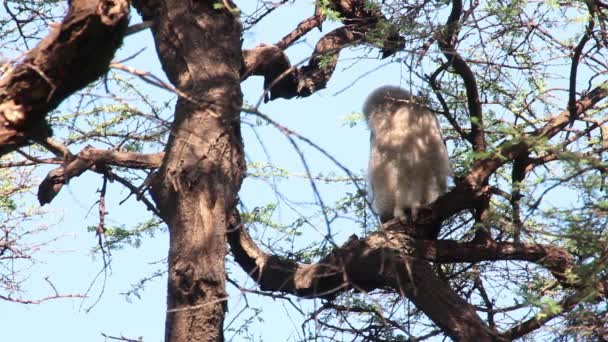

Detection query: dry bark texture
xmin=0 ymin=0 xmax=129 ymax=156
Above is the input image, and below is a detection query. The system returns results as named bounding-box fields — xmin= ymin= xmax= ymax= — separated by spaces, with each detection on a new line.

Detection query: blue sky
xmin=2 ymin=1 xmax=593 ymax=340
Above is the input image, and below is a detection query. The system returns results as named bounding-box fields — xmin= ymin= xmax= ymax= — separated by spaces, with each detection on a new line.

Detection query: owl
xmin=364 ymin=86 xmax=451 ymax=223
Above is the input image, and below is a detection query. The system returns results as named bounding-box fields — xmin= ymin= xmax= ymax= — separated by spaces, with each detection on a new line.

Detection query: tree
xmin=1 ymin=0 xmax=608 ymax=341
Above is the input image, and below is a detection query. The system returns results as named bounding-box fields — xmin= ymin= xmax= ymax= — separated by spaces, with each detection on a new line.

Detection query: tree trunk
xmin=147 ymin=1 xmax=244 ymax=341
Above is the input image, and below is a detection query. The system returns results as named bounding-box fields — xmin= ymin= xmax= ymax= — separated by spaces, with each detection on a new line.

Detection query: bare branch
xmin=101 ymin=333 xmax=142 ymax=342
xmin=0 ymin=293 xmax=84 ymax=304
xmin=37 ymin=146 xmax=163 ymax=205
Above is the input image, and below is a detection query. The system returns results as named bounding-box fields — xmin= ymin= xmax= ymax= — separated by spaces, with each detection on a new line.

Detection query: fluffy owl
xmin=363 ymin=86 xmax=451 ymax=223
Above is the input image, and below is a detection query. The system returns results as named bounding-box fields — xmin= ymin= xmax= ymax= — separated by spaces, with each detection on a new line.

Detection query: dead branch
xmin=0 ymin=292 xmax=83 ymax=304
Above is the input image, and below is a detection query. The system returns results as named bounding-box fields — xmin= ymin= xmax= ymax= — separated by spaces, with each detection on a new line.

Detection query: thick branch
xmin=37 ymin=146 xmax=163 ymax=205
xmin=276 ymin=13 xmax=324 ymax=50
xmin=242 ymin=25 xmax=364 ymax=102
xmin=229 ymin=212 xmax=607 ymax=340
xmin=0 ymin=0 xmax=129 ymax=156
xmin=412 ymin=240 xmax=586 ymax=289
xmin=78 ymin=148 xmax=164 ymax=169
xmin=228 ymin=213 xmax=506 ymax=341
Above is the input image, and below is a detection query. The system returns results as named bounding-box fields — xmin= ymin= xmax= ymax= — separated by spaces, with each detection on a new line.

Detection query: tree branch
xmin=536 ymin=82 xmax=608 ymax=139
xmin=241 ymin=0 xmax=404 ymax=102
xmin=243 ymin=25 xmax=364 ymax=103
xmin=276 ymin=13 xmax=324 ymax=50
xmin=452 ymin=81 xmax=608 ymax=195
xmin=411 ymin=240 xmax=593 ymax=290
xmin=0 ymin=0 xmax=129 ymax=156
xmin=229 ymin=211 xmax=606 ymax=340
xmin=228 ymin=212 xmax=511 ymax=341
xmin=501 ymin=286 xmax=603 ymax=340
xmin=37 ymin=146 xmax=163 ymax=205
xmin=568 ymin=2 xmax=595 ymax=121
xmin=429 ymin=63 xmax=471 ymax=144
xmin=437 ymin=0 xmax=485 ymax=152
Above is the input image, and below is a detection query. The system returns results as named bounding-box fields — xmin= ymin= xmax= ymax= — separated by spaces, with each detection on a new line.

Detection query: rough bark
xmin=146 ymin=1 xmax=245 ymax=342
xmin=0 ymin=0 xmax=129 ymax=156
